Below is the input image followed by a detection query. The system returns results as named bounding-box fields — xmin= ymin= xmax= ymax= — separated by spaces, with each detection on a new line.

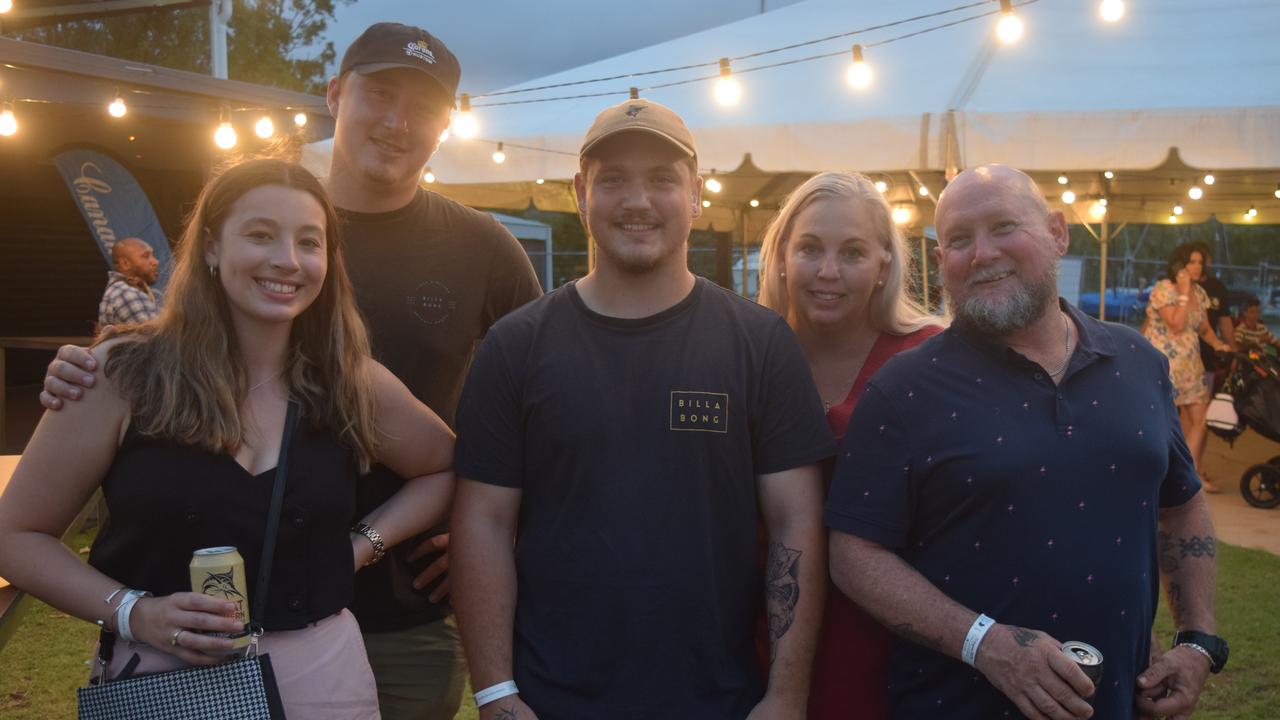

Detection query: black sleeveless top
xmin=88 ymin=416 xmax=359 ymax=631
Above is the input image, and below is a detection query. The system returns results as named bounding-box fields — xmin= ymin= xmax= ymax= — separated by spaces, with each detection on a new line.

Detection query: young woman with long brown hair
xmin=0 ymin=158 xmax=455 ymax=719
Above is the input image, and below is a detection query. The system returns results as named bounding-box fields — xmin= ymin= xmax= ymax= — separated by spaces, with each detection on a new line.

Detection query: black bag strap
xmin=249 ymin=399 xmax=299 ymax=633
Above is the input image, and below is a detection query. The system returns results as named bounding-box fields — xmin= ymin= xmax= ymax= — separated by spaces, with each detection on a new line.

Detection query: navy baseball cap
xmin=339 ymin=23 xmax=461 ymax=107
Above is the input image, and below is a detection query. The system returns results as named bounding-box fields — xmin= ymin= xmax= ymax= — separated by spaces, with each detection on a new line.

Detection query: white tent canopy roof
xmin=412 ymin=0 xmax=1280 ymax=182
xmin=303 ymin=0 xmax=1280 ymax=227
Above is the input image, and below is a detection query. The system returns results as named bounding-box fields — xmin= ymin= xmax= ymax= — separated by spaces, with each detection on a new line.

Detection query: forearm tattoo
xmin=1010 ymin=626 xmax=1041 ymax=648
xmin=1178 ymin=535 xmax=1216 ymax=559
xmin=766 ymin=540 xmax=802 ymax=663
xmin=494 ymin=705 xmax=519 ymax=720
xmin=891 ymin=623 xmax=944 ymax=651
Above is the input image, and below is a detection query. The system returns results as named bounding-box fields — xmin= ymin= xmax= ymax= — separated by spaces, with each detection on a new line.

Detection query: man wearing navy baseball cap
xmin=328 ymin=22 xmax=541 ymax=720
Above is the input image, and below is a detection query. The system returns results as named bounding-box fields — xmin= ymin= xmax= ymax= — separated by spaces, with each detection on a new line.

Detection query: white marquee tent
xmin=306 ymin=0 xmax=1280 ymax=232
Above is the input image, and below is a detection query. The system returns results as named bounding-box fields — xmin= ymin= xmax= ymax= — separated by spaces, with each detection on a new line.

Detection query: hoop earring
xmin=208 ymin=264 xmax=218 ymax=278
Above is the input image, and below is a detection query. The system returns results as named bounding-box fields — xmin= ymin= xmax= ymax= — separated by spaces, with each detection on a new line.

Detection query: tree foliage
xmin=4 ymin=0 xmax=349 ymax=94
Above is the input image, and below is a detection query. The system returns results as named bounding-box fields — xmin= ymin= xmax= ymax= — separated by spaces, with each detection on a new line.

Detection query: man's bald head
xmin=111 ymin=237 xmax=148 ymax=266
xmin=936 ymin=164 xmax=1050 ymax=233
xmin=111 ymin=237 xmax=160 ymax=286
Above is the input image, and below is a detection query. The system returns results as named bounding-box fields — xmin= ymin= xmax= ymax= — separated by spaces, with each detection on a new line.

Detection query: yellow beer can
xmin=189 ymin=546 xmax=251 ymax=652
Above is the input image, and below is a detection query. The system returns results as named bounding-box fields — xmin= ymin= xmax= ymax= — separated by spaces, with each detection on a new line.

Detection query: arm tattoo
xmin=890 ymin=623 xmax=944 ymax=651
xmin=1178 ymin=535 xmax=1216 ymax=559
xmin=1010 ymin=626 xmax=1041 ymax=648
xmin=766 ymin=540 xmax=802 ymax=663
xmin=1158 ymin=530 xmax=1179 ymax=573
xmin=494 ymin=705 xmax=519 ymax=720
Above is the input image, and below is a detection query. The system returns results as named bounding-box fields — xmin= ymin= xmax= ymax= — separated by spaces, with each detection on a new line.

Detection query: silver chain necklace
xmin=1045 ymin=312 xmax=1073 ymax=377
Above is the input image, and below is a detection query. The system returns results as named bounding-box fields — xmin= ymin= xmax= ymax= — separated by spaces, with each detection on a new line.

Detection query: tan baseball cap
xmin=579 ymin=98 xmax=697 ymax=161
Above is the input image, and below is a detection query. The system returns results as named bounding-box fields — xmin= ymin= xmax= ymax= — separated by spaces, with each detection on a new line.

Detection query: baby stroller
xmin=1207 ymin=349 xmax=1280 ymax=508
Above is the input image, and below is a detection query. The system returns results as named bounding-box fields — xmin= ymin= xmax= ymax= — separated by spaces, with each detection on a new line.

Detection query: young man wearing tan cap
xmin=40 ymin=22 xmax=542 ymax=720
xmin=451 ymin=98 xmax=833 ymax=719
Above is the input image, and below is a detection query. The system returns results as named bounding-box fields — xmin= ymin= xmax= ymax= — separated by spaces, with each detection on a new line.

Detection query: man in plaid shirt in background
xmin=97 ymin=237 xmax=162 ymax=328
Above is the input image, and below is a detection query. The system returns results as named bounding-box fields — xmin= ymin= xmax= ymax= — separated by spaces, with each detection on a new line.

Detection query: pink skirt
xmin=94 ymin=609 xmax=380 ymax=719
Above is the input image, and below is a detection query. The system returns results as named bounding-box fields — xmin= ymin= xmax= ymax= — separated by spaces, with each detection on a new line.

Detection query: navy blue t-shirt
xmin=455 ymin=278 xmax=835 ymax=720
xmin=826 ymin=301 xmax=1200 ymax=720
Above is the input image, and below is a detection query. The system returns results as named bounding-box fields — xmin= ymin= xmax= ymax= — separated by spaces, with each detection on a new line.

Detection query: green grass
xmin=1153 ymin=542 xmax=1280 ymax=720
xmin=1 ymin=541 xmax=1275 ymax=719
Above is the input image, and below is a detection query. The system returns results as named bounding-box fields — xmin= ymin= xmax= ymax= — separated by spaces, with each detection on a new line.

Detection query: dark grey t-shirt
xmin=342 ymin=187 xmax=541 ymax=632
xmin=455 ymin=278 xmax=835 ymax=719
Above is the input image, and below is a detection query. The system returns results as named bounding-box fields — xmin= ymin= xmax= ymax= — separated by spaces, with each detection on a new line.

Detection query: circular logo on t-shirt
xmin=407 ymin=280 xmax=456 ymax=324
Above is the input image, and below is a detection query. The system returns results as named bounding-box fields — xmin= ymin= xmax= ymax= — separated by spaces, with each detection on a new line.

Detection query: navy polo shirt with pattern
xmin=826 ymin=300 xmax=1201 ymax=720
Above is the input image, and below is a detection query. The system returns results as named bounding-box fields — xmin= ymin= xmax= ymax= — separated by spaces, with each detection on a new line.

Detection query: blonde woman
xmin=0 ymin=159 xmax=455 ymax=719
xmin=757 ymin=171 xmax=942 ymax=719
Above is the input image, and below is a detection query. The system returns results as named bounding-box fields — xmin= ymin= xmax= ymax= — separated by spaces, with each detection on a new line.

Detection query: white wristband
xmin=962 ymin=613 xmax=996 ymax=666
xmin=114 ymin=590 xmax=149 ymax=643
xmin=473 ymin=680 xmax=519 ymax=707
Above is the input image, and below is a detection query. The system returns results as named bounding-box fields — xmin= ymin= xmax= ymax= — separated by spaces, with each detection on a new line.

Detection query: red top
xmin=808 ymin=325 xmax=942 ymax=720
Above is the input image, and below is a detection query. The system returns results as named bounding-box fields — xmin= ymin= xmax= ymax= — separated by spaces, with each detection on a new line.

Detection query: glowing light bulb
xmin=254 ymin=115 xmax=274 ymax=139
xmin=1203 ymin=173 xmax=1215 ymax=186
xmin=996 ymin=0 xmax=1023 ymax=43
xmin=294 ymin=112 xmax=307 ymax=127
xmin=918 ymin=185 xmax=930 ymax=197
xmin=422 ymin=169 xmax=435 ymax=184
xmin=1057 ymin=174 xmax=1069 ymax=185
xmin=749 ymin=199 xmax=760 ymax=208
xmin=702 ymin=199 xmax=712 ymax=208
xmin=492 ymin=142 xmax=506 ymax=164
xmin=1104 ymin=170 xmax=1114 ymax=179
xmin=874 ymin=180 xmax=888 ymax=193
xmin=1274 ymin=183 xmax=1280 ymax=199
xmin=705 ymin=176 xmax=723 ymax=193
xmin=1248 ymin=205 xmax=1258 ymax=218
xmin=454 ymin=93 xmax=479 ymax=139
xmin=1188 ymin=185 xmax=1203 ymax=200
xmin=1099 ymin=197 xmax=1109 ymax=207
xmin=214 ymin=121 xmax=237 ymax=150
xmin=892 ymin=206 xmax=912 ymax=225
xmin=0 ymin=0 xmax=12 ymax=14
xmin=1099 ymin=0 xmax=1124 ymax=23
xmin=714 ymin=58 xmax=742 ymax=107
xmin=1088 ymin=201 xmax=1106 ymax=219
xmin=1173 ymin=203 xmax=1184 ymax=216
xmin=1168 ymin=215 xmax=1177 ymax=224
xmin=1061 ymin=190 xmax=1076 ymax=204
xmin=846 ymin=45 xmax=872 ymax=90
xmin=0 ymin=103 xmax=15 ymax=136
xmin=535 ymin=178 xmax=545 ymax=185
xmin=108 ymin=91 xmax=127 ymax=118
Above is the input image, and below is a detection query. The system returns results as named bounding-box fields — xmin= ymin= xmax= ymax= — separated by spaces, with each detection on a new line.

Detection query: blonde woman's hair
xmin=757 ymin=171 xmax=939 ymax=335
xmin=101 ymin=158 xmax=380 ymax=472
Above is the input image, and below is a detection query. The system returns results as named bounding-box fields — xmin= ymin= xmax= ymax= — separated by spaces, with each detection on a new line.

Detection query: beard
xmin=948 ymin=260 xmax=1059 ymax=336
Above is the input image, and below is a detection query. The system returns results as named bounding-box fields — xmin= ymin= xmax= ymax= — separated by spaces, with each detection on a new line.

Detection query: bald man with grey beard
xmin=825 ymin=165 xmax=1223 ymax=720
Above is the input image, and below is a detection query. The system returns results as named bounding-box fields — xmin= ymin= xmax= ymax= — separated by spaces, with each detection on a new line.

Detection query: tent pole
xmin=920 ymin=233 xmax=929 ymax=309
xmin=1098 ymin=217 xmax=1110 ymax=320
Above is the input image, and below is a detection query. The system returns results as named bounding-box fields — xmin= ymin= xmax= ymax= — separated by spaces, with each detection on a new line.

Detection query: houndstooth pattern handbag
xmin=77 ymin=654 xmax=284 ymax=719
xmin=76 ymin=402 xmax=298 ymax=720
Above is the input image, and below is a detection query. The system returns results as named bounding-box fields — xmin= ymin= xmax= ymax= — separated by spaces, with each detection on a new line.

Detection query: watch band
xmin=352 ymin=521 xmax=386 ymax=566
xmin=1172 ymin=630 xmax=1228 ymax=673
